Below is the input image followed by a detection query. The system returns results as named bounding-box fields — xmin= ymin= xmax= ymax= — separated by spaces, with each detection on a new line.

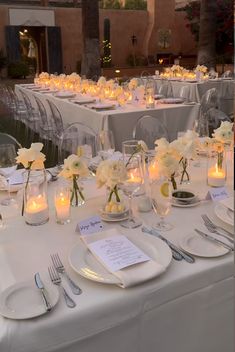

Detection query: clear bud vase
xmin=207 ymin=148 xmax=226 ymax=187
xmin=70 ymin=175 xmax=85 ymax=207
xmin=179 ymin=157 xmax=190 ymax=185
xmin=23 ymin=169 xmax=49 ymax=226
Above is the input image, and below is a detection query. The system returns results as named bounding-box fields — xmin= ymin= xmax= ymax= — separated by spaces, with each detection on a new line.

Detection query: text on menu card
xmin=88 ymin=235 xmax=151 ymax=272
xmin=206 ymin=187 xmax=229 ymax=202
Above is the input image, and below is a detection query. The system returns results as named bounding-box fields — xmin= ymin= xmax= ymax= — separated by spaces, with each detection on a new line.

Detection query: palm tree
xmin=81 ymin=0 xmax=101 ymax=78
xmin=197 ymin=0 xmax=217 ymax=69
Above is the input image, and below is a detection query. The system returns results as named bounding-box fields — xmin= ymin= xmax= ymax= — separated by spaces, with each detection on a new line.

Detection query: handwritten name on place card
xmin=77 ymin=215 xmax=103 ymax=235
xmin=88 ymin=235 xmax=151 ymax=272
xmin=206 ymin=187 xmax=229 ymax=202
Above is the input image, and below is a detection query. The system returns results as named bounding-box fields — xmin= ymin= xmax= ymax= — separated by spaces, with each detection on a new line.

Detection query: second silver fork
xmin=51 ymin=253 xmax=82 ymax=295
xmin=201 ymin=214 xmax=234 ymax=245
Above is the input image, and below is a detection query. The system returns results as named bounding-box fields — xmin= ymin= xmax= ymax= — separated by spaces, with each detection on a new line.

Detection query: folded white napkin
xmin=220 ymin=197 xmax=234 ymax=212
xmin=81 ymin=228 xmax=165 ymax=288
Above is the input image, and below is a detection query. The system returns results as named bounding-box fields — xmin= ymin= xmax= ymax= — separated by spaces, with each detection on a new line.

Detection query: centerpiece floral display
xmin=59 ymin=154 xmax=89 ymax=206
xmin=96 ymin=160 xmax=127 ymax=214
xmin=16 ymin=143 xmax=46 ymax=215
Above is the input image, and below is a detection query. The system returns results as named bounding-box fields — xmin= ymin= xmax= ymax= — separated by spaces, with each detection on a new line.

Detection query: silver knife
xmin=34 ymin=272 xmax=52 ymax=312
xmin=194 ymin=229 xmax=234 ymax=251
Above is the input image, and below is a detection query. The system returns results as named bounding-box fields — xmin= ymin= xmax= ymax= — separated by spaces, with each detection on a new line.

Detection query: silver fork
xmin=51 ymin=253 xmax=82 ymax=295
xmin=201 ymin=214 xmax=234 ymax=244
xmin=48 ymin=266 xmax=76 ymax=308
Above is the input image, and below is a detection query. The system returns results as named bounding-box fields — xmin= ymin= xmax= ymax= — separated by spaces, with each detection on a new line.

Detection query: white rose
xmin=64 ymin=154 xmax=89 ymax=177
xmin=138 ymin=140 xmax=148 ymax=152
xmin=212 ymin=121 xmax=233 ymax=143
xmin=16 ymin=143 xmax=45 ymax=169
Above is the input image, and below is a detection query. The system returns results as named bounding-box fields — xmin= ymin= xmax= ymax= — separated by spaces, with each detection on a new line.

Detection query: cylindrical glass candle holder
xmin=23 ymin=169 xmax=49 ymax=226
xmin=54 ymin=184 xmax=71 ymax=224
xmin=207 ymin=147 xmax=226 ymax=187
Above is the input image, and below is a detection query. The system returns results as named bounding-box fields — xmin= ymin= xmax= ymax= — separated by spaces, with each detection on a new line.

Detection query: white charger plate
xmin=69 ymin=233 xmax=172 ymax=285
xmin=179 ymin=233 xmax=229 ymax=257
xmin=214 ymin=203 xmax=234 ymax=226
xmin=0 ymin=279 xmax=59 ymax=320
xmin=90 ymin=103 xmax=116 ymax=110
xmin=55 ymin=92 xmax=76 ymax=99
xmin=161 ymin=98 xmax=184 ymax=104
xmin=0 ymin=170 xmax=51 ymax=193
xmin=70 ymin=98 xmax=96 ymax=105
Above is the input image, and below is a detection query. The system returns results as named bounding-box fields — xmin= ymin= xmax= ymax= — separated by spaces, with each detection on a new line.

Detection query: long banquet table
xmin=154 ymin=78 xmax=234 ymax=116
xmin=0 ymin=159 xmax=234 ymax=352
xmin=15 ymin=85 xmax=200 ymax=151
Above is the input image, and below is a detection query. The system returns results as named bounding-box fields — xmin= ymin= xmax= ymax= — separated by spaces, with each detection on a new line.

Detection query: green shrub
xmin=8 ymin=61 xmax=29 ymax=79
xmin=126 ymin=54 xmax=147 ymax=66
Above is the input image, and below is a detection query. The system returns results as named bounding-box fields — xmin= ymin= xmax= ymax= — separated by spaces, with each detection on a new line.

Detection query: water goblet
xmin=150 ymin=176 xmax=173 ymax=231
xmin=0 ymin=144 xmax=18 ymax=206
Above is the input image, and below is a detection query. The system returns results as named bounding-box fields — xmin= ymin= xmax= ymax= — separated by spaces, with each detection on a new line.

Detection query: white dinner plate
xmin=179 ymin=233 xmax=229 ymax=258
xmin=69 ymin=233 xmax=172 ymax=285
xmin=0 ymin=279 xmax=59 ymax=320
xmin=172 ymin=197 xmax=201 ymax=208
xmin=90 ymin=103 xmax=116 ymax=110
xmin=70 ymin=98 xmax=96 ymax=105
xmin=0 ymin=170 xmax=51 ymax=193
xmin=161 ymin=98 xmax=184 ymax=104
xmin=214 ymin=203 xmax=234 ymax=226
xmin=54 ymin=92 xmax=76 ymax=99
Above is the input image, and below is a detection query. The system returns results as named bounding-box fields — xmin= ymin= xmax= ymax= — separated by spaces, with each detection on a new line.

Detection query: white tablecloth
xmin=15 ymin=85 xmax=200 ymax=151
xmin=154 ymin=78 xmax=234 ymax=116
xmin=0 ymin=160 xmax=234 ymax=352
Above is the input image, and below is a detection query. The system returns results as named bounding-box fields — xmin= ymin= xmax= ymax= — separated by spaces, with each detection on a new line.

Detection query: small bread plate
xmin=214 ymin=203 xmax=234 ymax=227
xmin=0 ymin=279 xmax=59 ymax=320
xmin=69 ymin=232 xmax=172 ymax=285
xmin=172 ymin=196 xmax=200 ymax=208
xmin=179 ymin=232 xmax=230 ymax=258
xmin=69 ymin=97 xmax=96 ymax=105
xmin=172 ymin=189 xmax=196 ymax=203
xmin=100 ymin=209 xmax=129 ymax=222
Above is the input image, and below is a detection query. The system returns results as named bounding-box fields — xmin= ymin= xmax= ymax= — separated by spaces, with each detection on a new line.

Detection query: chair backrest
xmin=20 ymin=90 xmax=33 ymax=111
xmin=34 ymin=96 xmax=50 ymax=127
xmin=200 ymin=88 xmax=218 ymax=114
xmin=46 ymin=99 xmax=64 ymax=137
xmin=0 ymin=133 xmax=22 ymax=150
xmin=132 ymin=115 xmax=169 ymax=149
xmin=158 ymin=80 xmax=173 ymax=97
xmin=178 ymin=85 xmax=190 ymax=102
xmin=60 ymin=122 xmax=98 ymax=162
xmin=206 ymin=108 xmax=232 ymax=136
xmin=221 ymin=70 xmax=233 ymax=79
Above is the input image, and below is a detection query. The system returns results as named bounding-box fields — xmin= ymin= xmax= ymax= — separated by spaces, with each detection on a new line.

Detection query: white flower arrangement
xmin=96 ymin=160 xmax=127 ymax=203
xmin=212 ymin=121 xmax=233 ymax=144
xmin=39 ymin=72 xmax=49 ymax=79
xmin=128 ymin=78 xmax=138 ymax=91
xmin=59 ymin=154 xmax=89 ymax=206
xmin=97 ymin=76 xmax=106 ymax=87
xmin=16 ymin=143 xmax=45 ymax=170
xmin=171 ymin=65 xmax=184 ymax=73
xmin=194 ymin=65 xmax=208 ymax=73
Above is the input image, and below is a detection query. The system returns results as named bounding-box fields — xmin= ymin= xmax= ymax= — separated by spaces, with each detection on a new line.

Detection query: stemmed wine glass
xmin=0 ymin=144 xmax=17 ymax=206
xmin=150 ymin=175 xmax=173 ymax=231
xmin=119 ymin=154 xmax=143 ymax=229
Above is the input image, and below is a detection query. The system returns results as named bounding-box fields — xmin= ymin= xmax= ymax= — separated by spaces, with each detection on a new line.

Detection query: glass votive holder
xmin=54 ymin=185 xmax=71 ymax=225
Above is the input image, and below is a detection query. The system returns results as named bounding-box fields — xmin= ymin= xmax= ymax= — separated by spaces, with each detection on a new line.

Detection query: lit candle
xmin=207 ymin=163 xmax=226 ymax=187
xmin=54 ymin=188 xmax=71 ymax=224
xmin=25 ymin=195 xmax=49 ymax=226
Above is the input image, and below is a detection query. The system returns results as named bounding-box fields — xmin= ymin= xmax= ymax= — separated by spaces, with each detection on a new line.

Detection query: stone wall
xmin=0 ymin=5 xmax=197 ymax=75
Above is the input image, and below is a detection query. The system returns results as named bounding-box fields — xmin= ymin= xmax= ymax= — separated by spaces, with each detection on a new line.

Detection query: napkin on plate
xmin=81 ymin=228 xmax=165 ymax=288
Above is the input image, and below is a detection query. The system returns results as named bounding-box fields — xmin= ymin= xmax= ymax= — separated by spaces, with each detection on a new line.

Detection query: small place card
xmin=205 ymin=187 xmax=229 ymax=202
xmin=88 ymin=235 xmax=151 ymax=272
xmin=76 ymin=215 xmax=103 ymax=236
